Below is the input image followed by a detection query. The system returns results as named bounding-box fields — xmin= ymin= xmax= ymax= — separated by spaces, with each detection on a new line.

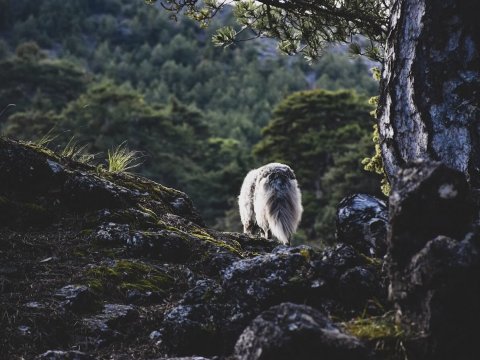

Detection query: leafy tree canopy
xmin=148 ymin=0 xmax=391 ymax=61
xmin=0 ymin=55 xmax=88 ymax=112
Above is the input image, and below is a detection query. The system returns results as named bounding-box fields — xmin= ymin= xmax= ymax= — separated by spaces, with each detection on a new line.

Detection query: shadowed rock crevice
xmin=387 ymin=160 xmax=480 ymax=359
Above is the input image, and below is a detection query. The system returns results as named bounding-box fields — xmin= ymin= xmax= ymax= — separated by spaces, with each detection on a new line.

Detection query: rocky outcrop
xmin=233 ymin=302 xmax=368 ymax=360
xmin=387 ymin=161 xmax=480 ymax=359
xmin=54 ymin=285 xmax=98 ymax=313
xmin=157 ymin=243 xmax=385 ymax=356
xmin=9 ymin=139 xmax=480 ymax=359
xmin=0 ymin=139 xmax=387 ymax=359
xmin=336 ymin=194 xmax=388 ymax=257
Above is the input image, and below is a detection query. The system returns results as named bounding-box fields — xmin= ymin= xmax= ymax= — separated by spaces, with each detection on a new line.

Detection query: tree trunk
xmin=378 ymin=0 xmax=480 ymax=186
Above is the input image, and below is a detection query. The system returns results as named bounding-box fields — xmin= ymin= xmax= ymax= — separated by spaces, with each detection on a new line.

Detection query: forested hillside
xmin=0 ymin=0 xmax=381 ymax=242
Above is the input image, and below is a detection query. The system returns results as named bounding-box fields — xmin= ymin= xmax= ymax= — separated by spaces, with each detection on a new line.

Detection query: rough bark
xmin=378 ymin=0 xmax=480 ymax=186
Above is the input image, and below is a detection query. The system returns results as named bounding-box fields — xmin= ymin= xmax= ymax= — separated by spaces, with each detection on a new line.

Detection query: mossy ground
xmin=342 ymin=313 xmax=409 ymax=359
xmin=20 ymin=141 xmax=61 ymax=161
xmin=0 ymin=218 xmax=184 ymax=359
xmin=100 ymin=170 xmax=194 ymax=220
xmin=85 ymin=259 xmax=175 ymax=299
xmin=191 ymin=228 xmax=246 ymax=258
xmin=0 ymin=225 xmax=95 ymax=357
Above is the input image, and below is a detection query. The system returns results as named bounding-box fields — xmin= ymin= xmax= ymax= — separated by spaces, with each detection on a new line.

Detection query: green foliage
xmin=0 ymin=55 xmax=88 ymax=112
xmin=254 ymin=89 xmax=383 ymax=242
xmin=15 ymin=41 xmax=45 ymax=62
xmin=2 ymin=110 xmax=58 ymax=142
xmin=0 ymin=0 xmax=384 ymax=235
xmin=371 ymin=67 xmax=382 ymax=81
xmin=319 ymin=132 xmax=384 ymax=239
xmin=0 ymin=0 xmax=10 ymax=31
xmin=362 ymin=124 xmax=391 ymax=195
xmin=314 ymin=53 xmax=379 ymax=96
xmin=362 ymin=94 xmax=391 ymax=196
xmin=212 ymin=26 xmax=237 ymax=47
xmin=342 ymin=313 xmax=408 ymax=360
xmin=343 ymin=313 xmax=403 ymax=339
xmin=151 ymin=0 xmax=391 ymax=62
xmin=2 ymin=74 xmax=249 ymax=224
xmin=0 ymin=39 xmax=9 ymax=60
xmin=1 ymin=1 xmax=378 ymax=144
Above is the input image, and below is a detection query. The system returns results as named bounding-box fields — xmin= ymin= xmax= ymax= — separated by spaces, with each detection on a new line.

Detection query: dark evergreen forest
xmin=0 ymin=0 xmax=382 ymax=243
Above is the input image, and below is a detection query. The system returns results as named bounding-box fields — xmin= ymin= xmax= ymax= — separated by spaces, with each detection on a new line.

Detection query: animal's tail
xmin=261 ymin=175 xmax=303 ymax=245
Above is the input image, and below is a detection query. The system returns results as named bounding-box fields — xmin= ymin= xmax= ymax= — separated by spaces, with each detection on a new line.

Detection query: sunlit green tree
xmin=254 ymin=89 xmax=382 ymax=242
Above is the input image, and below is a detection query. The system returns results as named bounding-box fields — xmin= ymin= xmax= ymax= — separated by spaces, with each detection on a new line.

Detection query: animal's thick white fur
xmin=239 ymin=168 xmax=260 ymax=234
xmin=238 ymin=163 xmax=303 ymax=245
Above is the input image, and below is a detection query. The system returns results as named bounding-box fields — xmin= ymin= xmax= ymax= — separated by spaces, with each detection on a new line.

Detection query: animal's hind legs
xmin=263 ymin=229 xmax=272 ymax=239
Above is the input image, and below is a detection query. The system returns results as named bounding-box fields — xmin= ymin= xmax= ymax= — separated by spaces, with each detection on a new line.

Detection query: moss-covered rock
xmin=84 ymin=259 xmax=175 ymax=301
xmin=0 ymin=138 xmax=395 ymax=359
xmin=342 ymin=314 xmax=407 ymax=360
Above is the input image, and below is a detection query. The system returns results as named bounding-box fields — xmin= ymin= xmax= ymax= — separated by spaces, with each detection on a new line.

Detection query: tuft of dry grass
xmin=31 ymin=128 xmax=57 ymax=148
xmin=61 ymin=136 xmax=95 ymax=164
xmin=107 ymin=142 xmax=142 ymax=173
xmin=342 ymin=312 xmax=404 ymax=339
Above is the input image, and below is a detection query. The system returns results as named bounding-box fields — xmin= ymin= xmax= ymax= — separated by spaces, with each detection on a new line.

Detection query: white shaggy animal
xmin=238 ymin=163 xmax=303 ymax=245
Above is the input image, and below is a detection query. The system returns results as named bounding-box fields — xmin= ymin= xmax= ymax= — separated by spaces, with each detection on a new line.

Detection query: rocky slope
xmin=1 ymin=138 xmax=479 ymax=360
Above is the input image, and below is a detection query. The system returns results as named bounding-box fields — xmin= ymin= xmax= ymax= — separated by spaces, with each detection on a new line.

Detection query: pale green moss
xmin=362 ymin=111 xmax=391 ymax=196
xmin=137 ymin=205 xmax=159 ymax=222
xmin=79 ymin=229 xmax=94 ymax=237
xmin=20 ymin=140 xmax=61 ymax=161
xmin=342 ymin=313 xmax=408 ymax=359
xmin=85 ymin=259 xmax=174 ymax=296
xmin=359 ymin=253 xmax=383 ymax=267
xmin=343 ymin=314 xmax=403 ymax=340
xmin=299 ymin=247 xmax=311 ymax=260
xmin=191 ymin=228 xmax=245 ymax=257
